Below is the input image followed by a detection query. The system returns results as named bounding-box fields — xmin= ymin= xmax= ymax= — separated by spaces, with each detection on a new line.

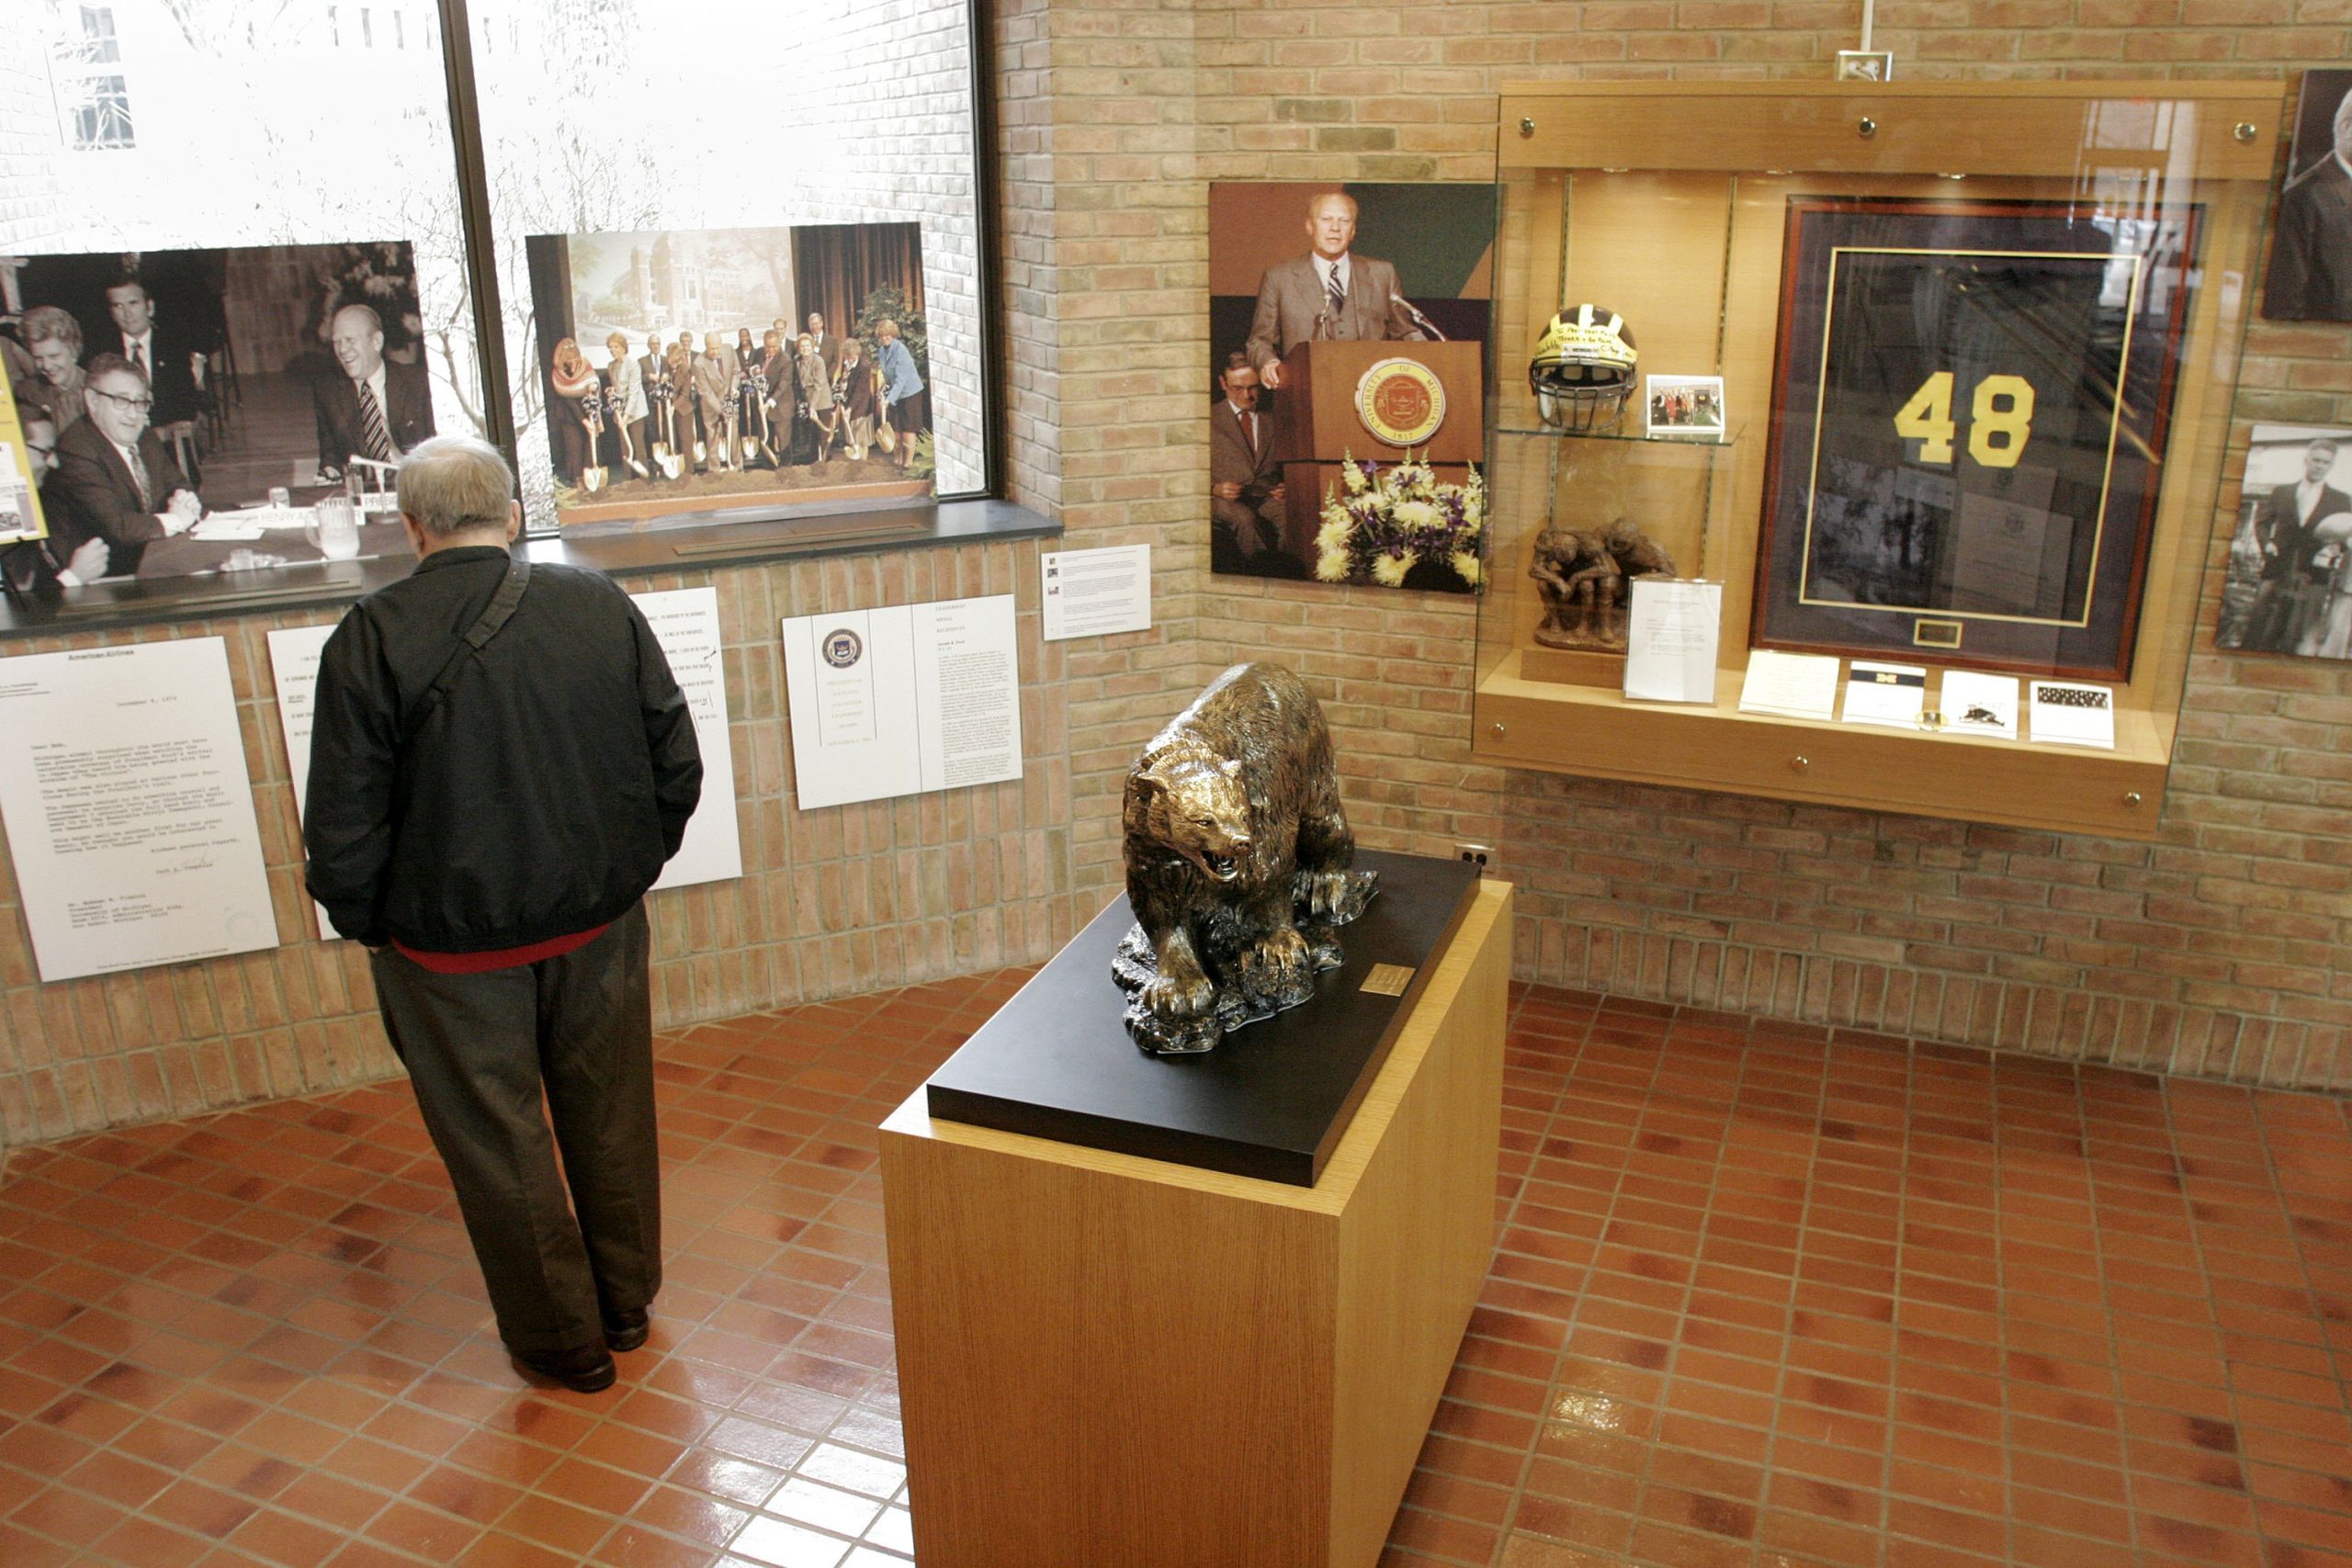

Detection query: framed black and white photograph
xmin=1645 ymin=374 xmax=1725 ymax=440
xmin=523 ymin=222 xmax=932 ymax=528
xmin=2216 ymin=423 xmax=2352 ymax=658
xmin=0 ymin=243 xmax=435 ymax=591
xmin=1754 ymin=196 xmax=2202 ymax=682
xmin=2263 ymin=68 xmax=2352 ymax=323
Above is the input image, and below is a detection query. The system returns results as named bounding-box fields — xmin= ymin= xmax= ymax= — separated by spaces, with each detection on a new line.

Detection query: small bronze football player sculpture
xmin=1530 ymin=516 xmax=1679 ymax=649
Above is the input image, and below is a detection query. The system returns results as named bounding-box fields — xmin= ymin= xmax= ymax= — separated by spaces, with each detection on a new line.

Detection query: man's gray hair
xmin=397 ymin=435 xmax=515 ymax=537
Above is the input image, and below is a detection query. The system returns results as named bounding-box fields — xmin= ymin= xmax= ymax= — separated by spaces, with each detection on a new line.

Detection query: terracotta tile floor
xmin=3 ymin=974 xmax=2348 ymax=1568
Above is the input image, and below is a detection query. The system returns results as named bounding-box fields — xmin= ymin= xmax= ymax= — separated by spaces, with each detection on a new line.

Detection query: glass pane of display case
xmin=1474 ymin=84 xmax=2278 ymax=839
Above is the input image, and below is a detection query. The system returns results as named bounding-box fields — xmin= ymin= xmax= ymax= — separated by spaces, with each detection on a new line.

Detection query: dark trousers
xmin=368 ymin=904 xmax=661 ymax=1354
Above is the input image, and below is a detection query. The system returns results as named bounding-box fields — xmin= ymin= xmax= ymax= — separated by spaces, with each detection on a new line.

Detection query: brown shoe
xmin=603 ymin=1308 xmax=650 ymax=1353
xmin=511 ymin=1343 xmax=617 ymax=1393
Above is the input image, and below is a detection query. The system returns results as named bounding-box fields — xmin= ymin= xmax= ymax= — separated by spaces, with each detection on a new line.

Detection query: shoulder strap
xmin=401 ymin=557 xmax=531 ymax=744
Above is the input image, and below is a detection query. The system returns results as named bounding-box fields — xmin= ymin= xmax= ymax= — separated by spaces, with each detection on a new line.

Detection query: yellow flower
xmin=1372 ymin=552 xmax=1413 ymax=587
xmin=1452 ymin=551 xmax=1482 ymax=586
xmin=1316 ymin=547 xmax=1353 ymax=582
xmin=1391 ymin=499 xmax=1439 ymax=531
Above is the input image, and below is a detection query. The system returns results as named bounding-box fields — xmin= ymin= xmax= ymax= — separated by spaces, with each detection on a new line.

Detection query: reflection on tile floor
xmin=3 ymin=974 xmax=2348 ymax=1567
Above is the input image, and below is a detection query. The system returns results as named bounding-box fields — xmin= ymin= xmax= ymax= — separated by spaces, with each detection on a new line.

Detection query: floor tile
xmin=2 ymin=974 xmax=2347 ymax=1567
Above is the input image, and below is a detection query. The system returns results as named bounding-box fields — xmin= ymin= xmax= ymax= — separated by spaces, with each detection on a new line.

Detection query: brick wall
xmin=0 ymin=545 xmax=1090 ymax=1151
xmin=6 ymin=1 xmax=2351 ymax=1155
xmin=1021 ymin=0 xmax=2352 ymax=1091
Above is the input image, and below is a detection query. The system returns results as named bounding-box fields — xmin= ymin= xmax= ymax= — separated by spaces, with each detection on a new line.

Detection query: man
xmin=16 ymin=412 xmax=58 ymax=483
xmin=304 ymin=435 xmax=702 ymax=1394
xmin=2267 ymin=83 xmax=2352 ymax=321
xmin=639 ymin=333 xmax=675 ymax=461
xmin=876 ymin=319 xmax=924 ymax=469
xmin=313 ymin=303 xmax=435 ymax=480
xmin=695 ymin=331 xmax=739 ymax=472
xmin=17 ymin=306 xmax=87 ymax=434
xmin=806 ymin=311 xmax=841 ymax=378
xmin=760 ymin=329 xmax=799 ymax=464
xmin=44 ymin=355 xmax=200 ymax=578
xmin=1210 ymin=352 xmax=1285 ymax=570
xmin=2238 ymin=436 xmax=2352 ymax=652
xmin=1246 ymin=191 xmax=1425 ymax=389
xmin=0 ymin=414 xmax=110 ymax=595
xmin=102 ymin=278 xmax=205 ymax=429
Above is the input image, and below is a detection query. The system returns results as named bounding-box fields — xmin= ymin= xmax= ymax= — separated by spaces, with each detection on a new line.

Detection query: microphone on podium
xmin=1390 ymin=294 xmax=1447 ymax=342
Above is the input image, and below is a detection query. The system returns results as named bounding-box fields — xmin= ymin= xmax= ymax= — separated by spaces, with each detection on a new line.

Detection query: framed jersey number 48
xmin=1753 ymin=196 xmax=2200 ymax=682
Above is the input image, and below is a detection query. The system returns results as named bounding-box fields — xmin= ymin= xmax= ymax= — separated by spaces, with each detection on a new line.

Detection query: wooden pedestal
xmin=878 ymin=878 xmax=1512 ymax=1568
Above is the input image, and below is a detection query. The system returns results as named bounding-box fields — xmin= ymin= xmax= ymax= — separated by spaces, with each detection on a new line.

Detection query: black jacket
xmin=303 ymin=547 xmax=703 ymax=950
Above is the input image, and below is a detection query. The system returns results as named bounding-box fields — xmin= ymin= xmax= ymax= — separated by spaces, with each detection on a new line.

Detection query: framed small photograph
xmin=1645 ymin=374 xmax=1725 ymax=440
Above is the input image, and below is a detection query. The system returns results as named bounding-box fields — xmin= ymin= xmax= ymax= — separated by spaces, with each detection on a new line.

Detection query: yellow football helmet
xmin=1530 ymin=304 xmax=1638 ymax=432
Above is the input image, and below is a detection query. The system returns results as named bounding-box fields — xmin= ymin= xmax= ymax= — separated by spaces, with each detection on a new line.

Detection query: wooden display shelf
xmin=1479 ymin=649 xmax=2168 ymax=840
xmin=1475 ymin=80 xmax=2280 ymax=837
xmin=878 ymin=879 xmax=1513 ymax=1568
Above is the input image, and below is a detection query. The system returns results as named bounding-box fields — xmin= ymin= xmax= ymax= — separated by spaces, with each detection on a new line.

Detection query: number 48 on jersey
xmin=1892 ymin=370 xmax=2037 ymax=469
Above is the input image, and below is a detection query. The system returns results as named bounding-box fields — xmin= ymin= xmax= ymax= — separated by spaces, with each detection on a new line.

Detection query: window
xmin=0 ymin=0 xmax=996 ymax=614
xmin=53 ymin=6 xmax=133 ymax=150
xmin=75 ymin=7 xmax=121 ymax=64
xmin=64 ymin=74 xmax=133 ymax=151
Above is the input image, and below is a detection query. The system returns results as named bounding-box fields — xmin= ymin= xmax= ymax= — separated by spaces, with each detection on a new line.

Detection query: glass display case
xmin=1474 ymin=82 xmax=2282 ymax=839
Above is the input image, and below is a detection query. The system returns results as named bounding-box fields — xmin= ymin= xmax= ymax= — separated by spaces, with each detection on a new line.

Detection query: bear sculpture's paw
xmin=1238 ymin=926 xmax=1314 ymax=1011
xmin=1296 ymin=867 xmax=1378 ymax=924
xmin=1139 ymin=964 xmax=1215 ymax=1021
xmin=1299 ymin=919 xmax=1346 ymax=974
xmin=1113 ymin=924 xmax=1227 ymax=1055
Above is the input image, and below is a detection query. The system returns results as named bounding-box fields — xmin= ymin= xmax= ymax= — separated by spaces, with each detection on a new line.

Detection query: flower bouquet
xmin=1312 ymin=452 xmax=1485 ymax=590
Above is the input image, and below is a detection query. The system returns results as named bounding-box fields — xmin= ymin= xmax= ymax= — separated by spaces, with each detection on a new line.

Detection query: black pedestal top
xmin=922 ymin=849 xmax=1483 ymax=1187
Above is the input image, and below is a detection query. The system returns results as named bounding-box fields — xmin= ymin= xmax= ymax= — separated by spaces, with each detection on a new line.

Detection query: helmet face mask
xmin=1530 ymin=304 xmax=1638 ymax=433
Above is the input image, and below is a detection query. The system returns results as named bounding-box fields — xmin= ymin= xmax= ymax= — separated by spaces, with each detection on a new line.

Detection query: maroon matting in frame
xmin=1753 ymin=196 xmax=2202 ymax=682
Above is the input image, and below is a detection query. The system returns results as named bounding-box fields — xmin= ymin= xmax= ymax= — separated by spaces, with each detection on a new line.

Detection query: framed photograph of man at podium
xmin=1207 ymin=182 xmax=1497 ymax=592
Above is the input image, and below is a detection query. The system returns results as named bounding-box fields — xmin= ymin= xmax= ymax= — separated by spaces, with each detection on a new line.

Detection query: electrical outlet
xmin=1455 ymin=842 xmax=1494 ymax=874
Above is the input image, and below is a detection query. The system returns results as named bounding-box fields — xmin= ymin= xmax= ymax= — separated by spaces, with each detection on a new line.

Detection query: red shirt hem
xmin=391 ymin=923 xmax=611 ymax=975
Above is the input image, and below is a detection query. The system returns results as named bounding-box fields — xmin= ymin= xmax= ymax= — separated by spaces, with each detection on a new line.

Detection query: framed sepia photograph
xmin=1 ymin=242 xmax=436 ymax=592
xmin=1206 ymin=182 xmax=1497 ymax=592
xmin=2262 ymin=68 xmax=2352 ymax=323
xmin=522 ymin=222 xmax=932 ymax=527
xmin=2216 ymin=423 xmax=2352 ymax=659
xmin=1753 ymin=196 xmax=2201 ymax=681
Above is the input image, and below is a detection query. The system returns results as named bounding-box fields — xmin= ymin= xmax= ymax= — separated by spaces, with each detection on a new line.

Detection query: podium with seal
xmin=1271 ymin=339 xmax=1485 ymax=563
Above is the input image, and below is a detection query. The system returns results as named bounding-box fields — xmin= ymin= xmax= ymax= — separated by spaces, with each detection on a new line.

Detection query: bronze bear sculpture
xmin=1112 ymin=662 xmax=1376 ymax=1055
